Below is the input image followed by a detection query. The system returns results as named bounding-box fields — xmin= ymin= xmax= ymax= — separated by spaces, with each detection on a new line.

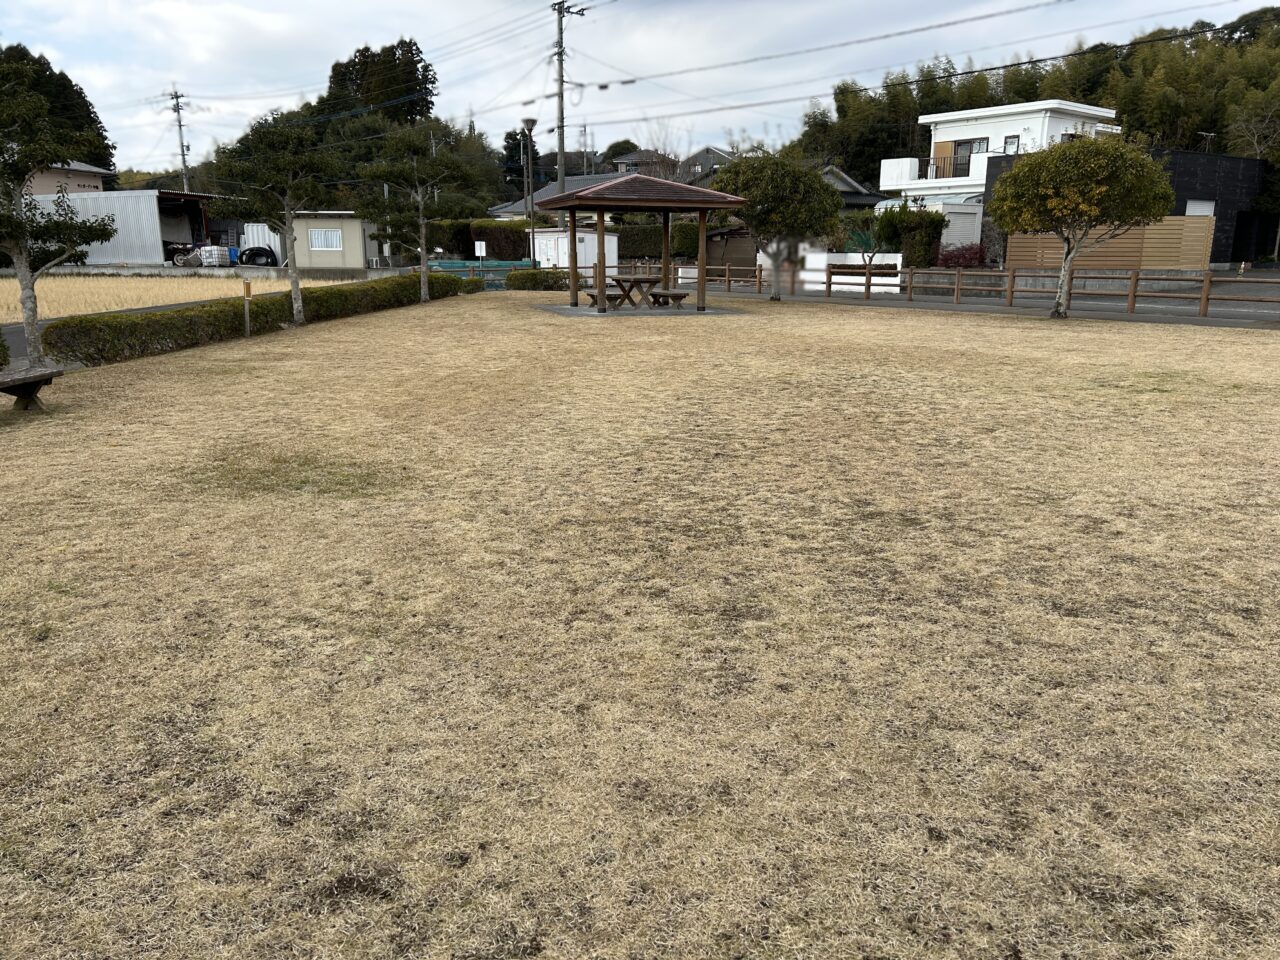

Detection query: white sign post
xmin=474 ymin=240 xmax=486 ymax=283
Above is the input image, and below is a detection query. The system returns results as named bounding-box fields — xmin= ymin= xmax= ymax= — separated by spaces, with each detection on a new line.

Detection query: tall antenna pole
xmin=169 ymin=85 xmax=190 ymax=192
xmin=553 ymin=2 xmax=585 ymax=226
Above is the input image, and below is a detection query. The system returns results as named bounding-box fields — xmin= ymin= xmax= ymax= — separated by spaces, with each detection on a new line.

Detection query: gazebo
xmin=535 ymin=174 xmax=746 ymax=313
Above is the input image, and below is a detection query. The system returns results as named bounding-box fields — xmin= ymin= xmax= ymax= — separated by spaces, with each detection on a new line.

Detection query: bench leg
xmin=4 ymin=382 xmax=49 ymax=412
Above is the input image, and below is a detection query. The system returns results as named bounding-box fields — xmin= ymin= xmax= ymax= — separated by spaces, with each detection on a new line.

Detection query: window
xmin=1185 ymin=199 xmax=1216 ymax=217
xmin=1003 ymin=135 xmax=1020 ymax=154
xmin=692 ymin=163 xmax=702 ymax=174
xmin=308 ymin=228 xmax=342 ymax=251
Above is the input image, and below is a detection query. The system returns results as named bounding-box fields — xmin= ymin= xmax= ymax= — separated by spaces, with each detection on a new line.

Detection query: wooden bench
xmin=649 ymin=289 xmax=690 ymax=309
xmin=1 ymin=367 xmax=63 ymax=411
xmin=584 ymin=291 xmax=628 ymax=309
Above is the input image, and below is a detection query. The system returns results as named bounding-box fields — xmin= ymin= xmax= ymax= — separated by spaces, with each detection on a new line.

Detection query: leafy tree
xmin=988 ymin=136 xmax=1174 ymax=318
xmin=600 ymin=139 xmax=640 ymax=167
xmin=360 ymin=122 xmax=476 ymax=302
xmin=316 ymin=39 xmax=437 ymax=126
xmin=0 ymin=44 xmax=113 ymax=171
xmin=0 ymin=56 xmax=115 ymax=368
xmin=213 ymin=110 xmax=334 ymax=324
xmin=710 ymin=153 xmax=843 ymax=301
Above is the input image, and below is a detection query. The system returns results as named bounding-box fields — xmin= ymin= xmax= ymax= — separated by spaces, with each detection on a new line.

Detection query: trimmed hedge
xmin=505 ymin=269 xmax=569 ymax=291
xmin=470 ymin=219 xmax=531 ymax=261
xmin=618 ymin=224 xmax=663 ymax=259
xmin=461 ymin=277 xmax=485 ymax=294
xmin=43 ymin=272 xmax=464 ymax=367
xmin=0 ymin=333 xmax=8 ymax=370
xmin=671 ymin=221 xmax=699 ymax=259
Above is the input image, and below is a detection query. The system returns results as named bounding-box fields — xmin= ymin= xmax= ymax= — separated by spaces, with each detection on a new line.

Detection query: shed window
xmin=308 ymin=228 xmax=343 ymax=251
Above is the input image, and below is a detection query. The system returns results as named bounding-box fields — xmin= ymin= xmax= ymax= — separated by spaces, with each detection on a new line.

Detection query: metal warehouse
xmin=33 ymin=189 xmax=214 ymax=266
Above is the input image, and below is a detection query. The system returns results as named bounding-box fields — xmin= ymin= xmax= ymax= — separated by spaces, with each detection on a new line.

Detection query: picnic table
xmin=610 ymin=274 xmax=663 ymax=309
xmin=1 ymin=366 xmax=63 ymax=411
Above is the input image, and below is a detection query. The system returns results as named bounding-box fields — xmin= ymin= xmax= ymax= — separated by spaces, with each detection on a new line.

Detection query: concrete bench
xmin=649 ymin=289 xmax=690 ymax=309
xmin=1 ymin=367 xmax=63 ymax=411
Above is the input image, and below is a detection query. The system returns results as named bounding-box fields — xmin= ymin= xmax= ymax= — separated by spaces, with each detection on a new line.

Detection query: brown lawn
xmin=2 ymin=292 xmax=1278 ymax=959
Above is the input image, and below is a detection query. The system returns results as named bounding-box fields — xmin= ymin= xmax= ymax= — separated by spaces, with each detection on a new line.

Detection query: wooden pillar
xmin=661 ymin=211 xmax=671 ymax=290
xmin=696 ymin=210 xmax=707 ymax=311
xmin=568 ymin=209 xmax=579 ymax=307
xmin=1126 ymin=269 xmax=1139 ymax=313
xmin=1198 ymin=270 xmax=1213 ymax=317
xmin=1005 ymin=267 xmax=1017 ymax=307
xmin=595 ymin=209 xmax=607 ymax=314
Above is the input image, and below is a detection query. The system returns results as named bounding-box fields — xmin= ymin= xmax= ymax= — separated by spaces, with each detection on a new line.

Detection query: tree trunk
xmin=11 ymin=248 xmax=46 ymax=369
xmin=283 ymin=207 xmax=304 ymax=325
xmin=418 ymin=206 xmax=431 ymax=304
xmin=1052 ymin=239 xmax=1078 ymax=319
xmin=768 ymin=248 xmax=784 ymax=301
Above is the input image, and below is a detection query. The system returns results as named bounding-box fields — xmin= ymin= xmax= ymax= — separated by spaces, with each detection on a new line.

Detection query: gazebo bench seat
xmin=649 ymin=289 xmax=689 ymax=308
xmin=584 ymin=291 xmax=628 ymax=309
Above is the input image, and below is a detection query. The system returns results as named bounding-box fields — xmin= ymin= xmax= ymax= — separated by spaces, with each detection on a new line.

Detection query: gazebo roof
xmin=535 ymin=173 xmax=745 ymax=213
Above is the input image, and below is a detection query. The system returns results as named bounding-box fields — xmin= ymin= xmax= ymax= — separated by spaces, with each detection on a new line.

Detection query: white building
xmin=879 ymin=99 xmax=1121 ymax=205
xmin=532 ymin=227 xmax=618 ymax=273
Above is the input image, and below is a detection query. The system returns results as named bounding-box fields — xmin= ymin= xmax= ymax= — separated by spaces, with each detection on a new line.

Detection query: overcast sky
xmin=1 ymin=0 xmax=1262 ymax=171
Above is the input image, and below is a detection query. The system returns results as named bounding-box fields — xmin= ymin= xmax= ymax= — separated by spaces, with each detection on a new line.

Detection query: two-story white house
xmin=876 ymin=100 xmax=1121 ymax=249
xmin=879 ymin=99 xmax=1121 ymax=206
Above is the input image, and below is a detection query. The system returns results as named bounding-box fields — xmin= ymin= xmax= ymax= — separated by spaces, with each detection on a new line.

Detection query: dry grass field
xmin=0 ymin=274 xmax=339 ymax=324
xmin=2 ymin=292 xmax=1279 ymax=959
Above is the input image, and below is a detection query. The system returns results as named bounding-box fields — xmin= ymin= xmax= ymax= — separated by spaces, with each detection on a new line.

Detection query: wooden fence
xmin=897 ymin=267 xmax=1280 ymax=317
xmin=1006 ymin=217 xmax=1215 ymax=271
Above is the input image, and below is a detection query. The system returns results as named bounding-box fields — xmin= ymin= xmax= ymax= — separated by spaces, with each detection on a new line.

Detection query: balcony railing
xmin=917 ymin=155 xmax=973 ymax=180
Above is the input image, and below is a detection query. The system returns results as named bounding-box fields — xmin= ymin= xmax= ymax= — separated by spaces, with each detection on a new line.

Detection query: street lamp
xmin=522 ymin=117 xmax=537 ymax=267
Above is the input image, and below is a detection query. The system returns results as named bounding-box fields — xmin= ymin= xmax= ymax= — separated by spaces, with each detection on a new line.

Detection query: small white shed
xmin=533 ymin=228 xmax=618 ymax=272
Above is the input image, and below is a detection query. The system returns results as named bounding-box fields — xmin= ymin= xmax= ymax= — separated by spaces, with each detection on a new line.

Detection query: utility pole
xmin=169 ymin=85 xmax=190 ymax=192
xmin=553 ymin=1 xmax=586 ymax=226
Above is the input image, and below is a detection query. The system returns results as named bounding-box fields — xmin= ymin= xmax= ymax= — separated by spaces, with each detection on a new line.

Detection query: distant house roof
xmin=821 ymin=165 xmax=884 ymax=208
xmin=918 ymin=99 xmax=1117 ymax=126
xmin=51 ymin=161 xmax=113 ymax=176
xmin=536 ymin=173 xmax=745 ymax=213
xmin=612 ymin=149 xmax=672 ymax=165
xmin=488 ymin=172 xmax=624 ymax=217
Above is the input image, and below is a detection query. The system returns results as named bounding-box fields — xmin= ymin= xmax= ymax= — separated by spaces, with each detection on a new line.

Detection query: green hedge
xmin=671 ymin=221 xmax=699 ymax=259
xmin=43 ymin=272 xmax=463 ymax=367
xmin=461 ymin=277 xmax=485 ymax=294
xmin=470 ymin=219 xmax=531 ymax=261
xmin=618 ymin=224 xmax=663 ymax=259
xmin=0 ymin=333 xmax=8 ymax=370
xmin=505 ymin=269 xmax=570 ymax=291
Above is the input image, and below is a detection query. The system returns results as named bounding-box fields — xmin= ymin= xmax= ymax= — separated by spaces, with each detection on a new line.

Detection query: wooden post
xmin=595 ymin=209 xmax=607 ymax=314
xmin=864 ymin=264 xmax=872 ymax=301
xmin=725 ymin=265 xmax=731 ymax=293
xmin=826 ymin=264 xmax=833 ymax=298
xmin=1198 ymin=270 xmax=1212 ymax=317
xmin=243 ymin=279 xmax=251 ymax=337
xmin=1126 ymin=269 xmax=1139 ymax=313
xmin=906 ymin=267 xmax=915 ymax=301
xmin=696 ymin=210 xmax=707 ymax=311
xmin=568 ymin=209 xmax=579 ymax=307
xmin=755 ymin=263 xmax=763 ymax=293
xmin=954 ymin=269 xmax=962 ymax=304
xmin=661 ymin=211 xmax=671 ymax=291
xmin=1005 ymin=267 xmax=1017 ymax=307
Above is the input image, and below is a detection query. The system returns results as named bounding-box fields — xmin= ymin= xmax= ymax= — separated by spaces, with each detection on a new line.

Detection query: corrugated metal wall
xmin=1006 ymin=217 xmax=1214 ymax=270
xmin=33 ymin=191 xmax=165 ymax=264
xmin=242 ymin=224 xmax=282 ymax=260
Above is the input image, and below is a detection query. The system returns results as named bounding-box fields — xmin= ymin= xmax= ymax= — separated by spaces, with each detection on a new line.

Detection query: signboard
xmin=474 ymin=241 xmax=487 ymax=258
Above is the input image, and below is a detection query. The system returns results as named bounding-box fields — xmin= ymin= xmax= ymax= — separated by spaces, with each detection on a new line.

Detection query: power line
xmin=543 ymin=10 xmax=1279 ymax=134
xmin=573 ymin=0 xmax=1081 ymax=88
